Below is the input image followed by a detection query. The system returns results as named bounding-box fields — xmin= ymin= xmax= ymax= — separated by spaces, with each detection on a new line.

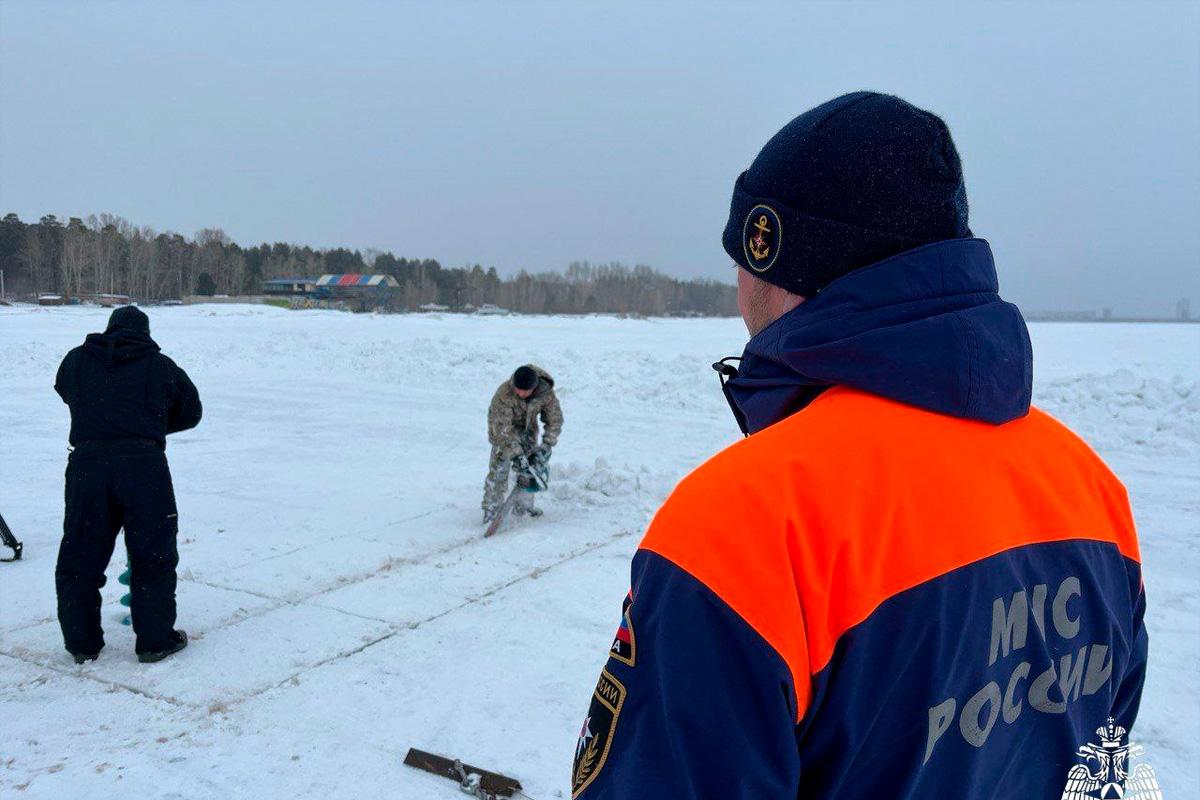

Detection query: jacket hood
xmin=83 ymin=329 xmax=161 ymax=366
xmin=723 ymin=238 xmax=1032 ymax=435
xmin=525 ymin=364 xmax=555 ymax=394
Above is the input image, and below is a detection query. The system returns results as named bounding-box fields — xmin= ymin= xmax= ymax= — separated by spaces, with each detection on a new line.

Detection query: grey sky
xmin=1 ymin=1 xmax=1196 ymax=316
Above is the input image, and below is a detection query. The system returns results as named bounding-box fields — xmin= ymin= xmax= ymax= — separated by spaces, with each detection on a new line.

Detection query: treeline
xmin=0 ymin=213 xmax=736 ymax=316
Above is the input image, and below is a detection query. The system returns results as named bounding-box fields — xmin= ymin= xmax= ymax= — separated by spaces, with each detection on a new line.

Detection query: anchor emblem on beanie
xmin=748 ymin=219 xmax=770 ymax=259
xmin=743 ymin=204 xmax=781 ymax=272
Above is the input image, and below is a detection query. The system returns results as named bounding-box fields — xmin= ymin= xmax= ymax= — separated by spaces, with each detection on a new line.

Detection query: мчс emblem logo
xmin=572 ymin=669 xmax=626 ymax=798
xmin=1060 ymin=717 xmax=1162 ymax=800
xmin=743 ymin=204 xmax=781 ymax=272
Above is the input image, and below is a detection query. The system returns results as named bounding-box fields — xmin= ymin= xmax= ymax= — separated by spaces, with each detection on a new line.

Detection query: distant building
xmin=1023 ymin=309 xmax=1099 ymax=322
xmin=263 ymin=278 xmax=315 ymax=296
xmin=419 ymin=302 xmax=450 ymax=312
xmin=312 ymin=274 xmax=400 ymax=299
xmin=89 ymin=293 xmax=132 ymax=308
xmin=475 ymin=303 xmax=510 ymax=316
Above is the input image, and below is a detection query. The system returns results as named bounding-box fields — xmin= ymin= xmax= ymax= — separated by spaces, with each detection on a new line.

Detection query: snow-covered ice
xmin=1 ymin=305 xmax=1196 ymax=798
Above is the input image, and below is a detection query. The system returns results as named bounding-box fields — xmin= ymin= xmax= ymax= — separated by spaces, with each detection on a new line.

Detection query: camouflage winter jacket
xmin=487 ymin=365 xmax=563 ymax=457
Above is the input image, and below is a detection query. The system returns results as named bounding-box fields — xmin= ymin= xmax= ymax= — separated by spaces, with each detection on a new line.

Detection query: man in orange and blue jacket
xmin=572 ymin=92 xmax=1147 ymax=799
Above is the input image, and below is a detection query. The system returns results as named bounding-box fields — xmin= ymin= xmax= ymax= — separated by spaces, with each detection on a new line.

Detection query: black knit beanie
xmin=512 ymin=365 xmax=538 ymax=391
xmin=106 ymin=306 xmax=151 ymax=336
xmin=722 ymin=91 xmax=971 ymax=297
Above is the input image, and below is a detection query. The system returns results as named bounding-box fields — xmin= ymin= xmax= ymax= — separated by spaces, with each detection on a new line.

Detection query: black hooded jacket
xmin=54 ymin=327 xmax=202 ymax=447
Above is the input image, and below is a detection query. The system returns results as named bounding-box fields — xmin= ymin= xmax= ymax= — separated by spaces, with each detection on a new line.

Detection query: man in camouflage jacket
xmin=483 ymin=364 xmax=564 ymax=522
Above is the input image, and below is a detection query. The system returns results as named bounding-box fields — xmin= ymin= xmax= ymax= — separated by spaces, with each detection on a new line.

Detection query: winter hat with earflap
xmin=722 ymin=91 xmax=971 ymax=297
xmin=511 ymin=365 xmax=539 ymax=392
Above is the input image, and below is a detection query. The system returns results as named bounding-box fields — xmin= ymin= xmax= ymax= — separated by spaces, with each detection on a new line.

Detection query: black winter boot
xmin=138 ymin=629 xmax=188 ymax=663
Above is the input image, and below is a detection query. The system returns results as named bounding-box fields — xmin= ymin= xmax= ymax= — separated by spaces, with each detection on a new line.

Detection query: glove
xmin=531 ymin=444 xmax=552 ymax=464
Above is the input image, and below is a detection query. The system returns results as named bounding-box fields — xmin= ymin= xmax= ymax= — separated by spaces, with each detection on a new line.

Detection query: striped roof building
xmin=315 ymin=274 xmax=400 ymax=288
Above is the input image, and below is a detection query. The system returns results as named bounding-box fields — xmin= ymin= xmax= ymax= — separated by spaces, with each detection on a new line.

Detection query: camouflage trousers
xmin=482 ymin=445 xmax=536 ymax=517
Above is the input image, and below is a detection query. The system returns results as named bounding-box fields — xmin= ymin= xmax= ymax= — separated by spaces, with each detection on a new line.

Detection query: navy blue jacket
xmin=573 ymin=240 xmax=1146 ymax=800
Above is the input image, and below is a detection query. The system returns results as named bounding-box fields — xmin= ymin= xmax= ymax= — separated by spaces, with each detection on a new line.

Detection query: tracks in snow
xmin=0 ymin=522 xmax=637 ymax=714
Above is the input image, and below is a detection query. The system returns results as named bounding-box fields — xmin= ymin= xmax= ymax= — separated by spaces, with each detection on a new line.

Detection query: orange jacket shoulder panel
xmin=639 ymin=387 xmax=1139 ymax=721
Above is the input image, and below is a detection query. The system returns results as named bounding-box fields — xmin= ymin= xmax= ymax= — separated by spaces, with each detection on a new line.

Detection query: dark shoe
xmin=138 ymin=630 xmax=188 ymax=664
xmin=517 ymin=506 xmax=544 ymax=518
xmin=72 ymin=651 xmax=99 ymax=665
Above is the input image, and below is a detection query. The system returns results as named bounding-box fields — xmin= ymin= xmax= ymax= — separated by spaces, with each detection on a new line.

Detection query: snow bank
xmin=1037 ymin=370 xmax=1199 ymax=455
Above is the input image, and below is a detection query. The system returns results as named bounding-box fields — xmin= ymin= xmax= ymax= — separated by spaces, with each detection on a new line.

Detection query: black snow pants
xmin=56 ymin=440 xmax=180 ymax=656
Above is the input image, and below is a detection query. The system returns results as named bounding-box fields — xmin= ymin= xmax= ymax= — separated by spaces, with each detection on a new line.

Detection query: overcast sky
xmin=1 ymin=1 xmax=1196 ymax=316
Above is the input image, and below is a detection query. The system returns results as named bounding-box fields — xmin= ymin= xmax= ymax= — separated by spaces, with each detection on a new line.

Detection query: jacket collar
xmin=722 ymin=238 xmax=1033 ymax=435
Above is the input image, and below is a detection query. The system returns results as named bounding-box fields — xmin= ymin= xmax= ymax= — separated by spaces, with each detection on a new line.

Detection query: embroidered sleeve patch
xmin=609 ymin=591 xmax=636 ymax=667
xmin=572 ymin=668 xmax=626 ymax=798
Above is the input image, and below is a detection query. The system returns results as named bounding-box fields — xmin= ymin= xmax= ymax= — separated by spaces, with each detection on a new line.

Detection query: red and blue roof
xmin=314 ymin=274 xmax=399 ymax=287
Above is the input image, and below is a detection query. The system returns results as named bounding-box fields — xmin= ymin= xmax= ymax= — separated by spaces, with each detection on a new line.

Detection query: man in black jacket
xmin=54 ymin=306 xmax=202 ymax=664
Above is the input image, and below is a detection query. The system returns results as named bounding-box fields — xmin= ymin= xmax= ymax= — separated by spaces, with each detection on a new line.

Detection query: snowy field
xmin=1 ymin=304 xmax=1197 ymax=799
